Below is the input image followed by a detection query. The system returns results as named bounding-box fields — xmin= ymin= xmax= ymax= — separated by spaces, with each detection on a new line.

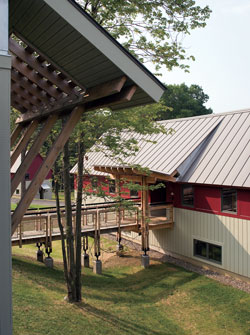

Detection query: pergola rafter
xmin=11 ymin=69 xmax=52 ymax=104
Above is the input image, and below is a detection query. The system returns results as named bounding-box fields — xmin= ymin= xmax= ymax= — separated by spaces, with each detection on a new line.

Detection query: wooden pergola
xmin=1 ymin=0 xmax=165 ymax=331
xmin=10 ymin=34 xmax=138 ymax=235
xmin=94 ymin=165 xmax=176 ymax=252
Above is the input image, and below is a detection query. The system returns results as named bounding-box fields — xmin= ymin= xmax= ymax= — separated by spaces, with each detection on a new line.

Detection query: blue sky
xmin=158 ymin=0 xmax=250 ymax=114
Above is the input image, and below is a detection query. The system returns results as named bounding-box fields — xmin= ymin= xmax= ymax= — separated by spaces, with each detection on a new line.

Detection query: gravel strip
xmin=106 ymin=234 xmax=250 ymax=294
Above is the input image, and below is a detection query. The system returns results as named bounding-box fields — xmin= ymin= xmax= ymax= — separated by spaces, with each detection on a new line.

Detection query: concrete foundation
xmin=45 ymin=257 xmax=54 ymax=268
xmin=37 ymin=250 xmax=44 ymax=262
xmin=93 ymin=260 xmax=102 ymax=275
xmin=82 ymin=254 xmax=89 ymax=268
xmin=141 ymin=254 xmax=150 ymax=268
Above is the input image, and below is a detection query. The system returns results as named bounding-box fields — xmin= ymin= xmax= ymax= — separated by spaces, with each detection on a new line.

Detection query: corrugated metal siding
xmin=148 ymin=208 xmax=250 ymax=278
xmin=183 ymin=110 xmax=250 ymax=187
xmin=74 ymin=109 xmax=250 ymax=188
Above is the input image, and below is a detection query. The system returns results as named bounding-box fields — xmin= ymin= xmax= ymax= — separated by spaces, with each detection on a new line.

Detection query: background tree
xmin=76 ymin=0 xmax=211 ymax=72
xmin=158 ymin=83 xmax=213 ymax=120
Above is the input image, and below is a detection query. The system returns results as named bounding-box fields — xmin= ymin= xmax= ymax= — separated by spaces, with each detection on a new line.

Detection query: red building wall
xmin=11 ymin=154 xmax=52 ymax=180
xmin=172 ymin=183 xmax=250 ymax=220
xmin=75 ymin=175 xmax=250 ymax=220
xmin=76 ymin=175 xmax=141 ymax=199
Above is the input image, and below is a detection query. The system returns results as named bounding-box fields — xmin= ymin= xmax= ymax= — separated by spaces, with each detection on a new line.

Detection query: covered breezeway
xmin=0 ymin=0 xmax=165 ymax=333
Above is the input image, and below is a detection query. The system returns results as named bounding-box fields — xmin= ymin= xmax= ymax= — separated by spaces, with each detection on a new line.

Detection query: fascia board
xmin=43 ymin=0 xmax=165 ymax=102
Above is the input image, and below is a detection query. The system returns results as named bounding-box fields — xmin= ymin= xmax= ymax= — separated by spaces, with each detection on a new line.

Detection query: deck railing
xmin=12 ymin=202 xmax=174 ymax=246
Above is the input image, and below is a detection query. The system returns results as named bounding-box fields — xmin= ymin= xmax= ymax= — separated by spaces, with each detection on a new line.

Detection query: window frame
xmin=193 ymin=239 xmax=222 ymax=265
xmin=181 ymin=184 xmax=194 ymax=207
xmin=221 ymin=188 xmax=237 ymax=214
xmin=108 ymin=180 xmax=116 ymax=194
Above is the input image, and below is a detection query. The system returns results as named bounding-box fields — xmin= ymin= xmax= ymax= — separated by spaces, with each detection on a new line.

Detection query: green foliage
xmin=76 ymin=0 xmax=211 ymax=72
xmin=10 ymin=108 xmax=20 ymax=133
xmin=158 ymin=83 xmax=213 ymax=120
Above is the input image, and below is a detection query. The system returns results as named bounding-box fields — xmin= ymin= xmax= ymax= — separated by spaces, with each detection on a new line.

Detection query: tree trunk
xmin=75 ymin=140 xmax=84 ymax=302
xmin=63 ymin=140 xmax=76 ymax=302
xmin=55 ymin=160 xmax=71 ymax=294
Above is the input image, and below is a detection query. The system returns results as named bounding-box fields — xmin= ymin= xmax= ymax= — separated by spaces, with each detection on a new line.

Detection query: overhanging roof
xmin=71 ymin=109 xmax=250 ymax=188
xmin=9 ymin=0 xmax=165 ymax=116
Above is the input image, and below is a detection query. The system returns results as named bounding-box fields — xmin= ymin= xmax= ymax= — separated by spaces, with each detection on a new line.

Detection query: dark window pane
xmin=222 ymin=189 xmax=237 ymax=212
xmin=194 ymin=240 xmax=207 ymax=258
xmin=182 ymin=185 xmax=194 ymax=206
xmin=209 ymin=244 xmax=222 ymax=263
xmin=109 ymin=180 xmax=116 ymax=194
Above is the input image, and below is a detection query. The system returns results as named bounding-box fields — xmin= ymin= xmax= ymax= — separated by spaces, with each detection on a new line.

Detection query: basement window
xmin=194 ymin=239 xmax=222 ymax=264
xmin=182 ymin=185 xmax=194 ymax=207
xmin=221 ymin=188 xmax=237 ymax=213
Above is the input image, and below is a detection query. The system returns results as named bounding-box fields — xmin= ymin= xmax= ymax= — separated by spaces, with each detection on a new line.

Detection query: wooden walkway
xmin=11 ymin=202 xmax=174 ymax=247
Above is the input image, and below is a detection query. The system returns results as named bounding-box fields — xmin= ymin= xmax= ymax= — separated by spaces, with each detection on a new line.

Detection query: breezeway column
xmin=0 ymin=0 xmax=12 ymax=334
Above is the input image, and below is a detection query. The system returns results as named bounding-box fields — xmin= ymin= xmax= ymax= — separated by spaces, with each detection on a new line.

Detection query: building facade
xmin=72 ymin=109 xmax=250 ymax=280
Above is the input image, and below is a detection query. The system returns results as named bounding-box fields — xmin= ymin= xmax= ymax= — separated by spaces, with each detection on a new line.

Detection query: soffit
xmin=9 ymin=0 xmax=165 ymax=114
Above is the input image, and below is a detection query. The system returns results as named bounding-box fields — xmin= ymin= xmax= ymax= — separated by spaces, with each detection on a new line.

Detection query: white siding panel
xmin=148 ymin=208 xmax=250 ymax=278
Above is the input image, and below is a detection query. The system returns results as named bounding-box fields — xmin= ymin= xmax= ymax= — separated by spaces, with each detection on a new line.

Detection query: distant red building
xmin=11 ymin=153 xmax=53 ymax=199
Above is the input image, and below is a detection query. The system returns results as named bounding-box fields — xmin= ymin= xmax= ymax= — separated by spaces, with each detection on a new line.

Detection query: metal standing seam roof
xmin=71 ymin=109 xmax=250 ymax=188
xmin=9 ymin=0 xmax=165 ymax=113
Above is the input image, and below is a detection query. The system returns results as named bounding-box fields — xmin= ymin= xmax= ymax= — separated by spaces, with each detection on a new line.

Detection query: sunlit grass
xmin=12 ymin=240 xmax=250 ymax=335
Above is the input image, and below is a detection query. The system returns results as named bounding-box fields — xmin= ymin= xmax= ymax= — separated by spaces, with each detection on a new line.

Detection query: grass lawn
xmin=12 ymin=240 xmax=250 ymax=335
xmin=11 ymin=203 xmax=51 ymax=210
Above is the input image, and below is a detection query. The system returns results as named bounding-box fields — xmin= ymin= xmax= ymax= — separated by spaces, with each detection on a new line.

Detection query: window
xmin=194 ymin=239 xmax=222 ymax=264
xmin=109 ymin=180 xmax=116 ymax=194
xmin=221 ymin=188 xmax=237 ymax=213
xmin=182 ymin=185 xmax=194 ymax=206
xmin=130 ymin=182 xmax=139 ymax=198
xmin=25 ymin=173 xmax=30 ymax=180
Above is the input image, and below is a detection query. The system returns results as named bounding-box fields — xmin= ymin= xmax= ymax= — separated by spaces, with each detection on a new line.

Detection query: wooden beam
xmin=86 ymin=85 xmax=137 ymax=111
xmin=12 ymin=56 xmax=63 ymax=100
xmin=11 ymin=101 xmax=27 ymax=113
xmin=95 ymin=166 xmax=176 ymax=182
xmin=12 ymin=69 xmax=52 ymax=104
xmin=16 ymin=76 xmax=128 ymax=124
xmin=11 ymin=123 xmax=24 ymax=148
xmin=10 ymin=120 xmax=39 ymax=168
xmin=11 ymin=82 xmax=42 ymax=107
xmin=11 ymin=106 xmax=85 ymax=235
xmin=110 ymin=174 xmax=156 ymax=184
xmin=11 ymin=92 xmax=35 ymax=111
xmin=11 ymin=115 xmax=58 ymax=196
xmin=10 ymin=38 xmax=78 ymax=96
xmin=14 ymin=31 xmax=86 ymax=92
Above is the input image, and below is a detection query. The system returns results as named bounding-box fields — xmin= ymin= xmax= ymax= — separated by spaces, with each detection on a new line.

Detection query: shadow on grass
xmin=13 ymin=256 xmax=66 ymax=295
xmin=78 ymin=301 xmax=188 ymax=335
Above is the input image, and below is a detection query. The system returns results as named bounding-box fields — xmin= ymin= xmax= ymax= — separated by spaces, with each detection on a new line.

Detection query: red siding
xmin=174 ymin=183 xmax=250 ymax=220
xmin=76 ymin=175 xmax=250 ymax=220
xmin=27 ymin=154 xmax=52 ymax=180
xmin=11 ymin=154 xmax=52 ymax=180
xmin=80 ymin=175 xmax=140 ymax=199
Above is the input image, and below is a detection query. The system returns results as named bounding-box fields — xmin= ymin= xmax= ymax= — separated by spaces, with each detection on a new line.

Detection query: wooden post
xmin=141 ymin=176 xmax=149 ymax=253
xmin=10 ymin=120 xmax=39 ymax=168
xmin=115 ymin=175 xmax=122 ymax=241
xmin=11 ymin=115 xmax=58 ymax=195
xmin=11 ymin=123 xmax=24 ymax=147
xmin=11 ymin=106 xmax=85 ymax=235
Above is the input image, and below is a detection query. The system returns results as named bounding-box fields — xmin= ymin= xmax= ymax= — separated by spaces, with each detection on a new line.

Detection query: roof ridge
xmin=157 ymin=108 xmax=250 ymax=124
